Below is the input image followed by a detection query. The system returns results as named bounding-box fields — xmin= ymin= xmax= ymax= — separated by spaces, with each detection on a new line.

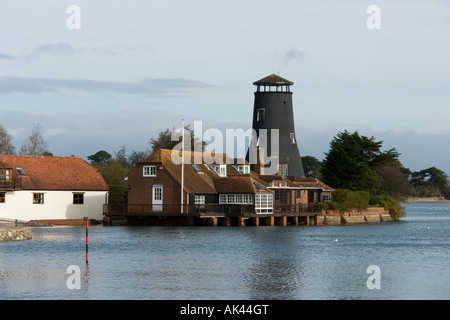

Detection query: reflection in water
xmin=244 ymin=229 xmax=306 ymax=300
xmin=0 ymin=203 xmax=449 ymax=299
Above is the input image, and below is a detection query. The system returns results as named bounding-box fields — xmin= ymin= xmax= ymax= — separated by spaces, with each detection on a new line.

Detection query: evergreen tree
xmin=321 ymin=130 xmax=401 ymax=194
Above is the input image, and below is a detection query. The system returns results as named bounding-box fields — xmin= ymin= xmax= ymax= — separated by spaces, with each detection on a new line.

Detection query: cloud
xmin=284 ymin=48 xmax=308 ymax=64
xmin=22 ymin=42 xmax=77 ymax=60
xmin=0 ymin=53 xmax=15 ymax=60
xmin=0 ymin=76 xmax=211 ymax=97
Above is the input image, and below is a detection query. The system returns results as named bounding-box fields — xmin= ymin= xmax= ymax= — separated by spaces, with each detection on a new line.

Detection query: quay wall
xmin=321 ymin=207 xmax=392 ymax=225
xmin=0 ymin=227 xmax=32 ymax=242
xmin=115 ymin=207 xmax=393 ymax=226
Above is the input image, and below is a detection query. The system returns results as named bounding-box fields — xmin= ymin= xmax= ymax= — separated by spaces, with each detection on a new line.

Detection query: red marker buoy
xmin=84 ymin=217 xmax=89 ymax=264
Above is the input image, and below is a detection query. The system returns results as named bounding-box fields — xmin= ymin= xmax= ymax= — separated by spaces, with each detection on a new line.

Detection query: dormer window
xmin=235 ymin=165 xmax=250 ymax=174
xmin=212 ymin=165 xmax=226 ymax=177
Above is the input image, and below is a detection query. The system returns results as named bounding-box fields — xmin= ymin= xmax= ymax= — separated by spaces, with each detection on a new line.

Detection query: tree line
xmin=301 ymin=130 xmax=450 ymax=200
xmin=0 ymin=123 xmax=52 ymax=156
xmin=2 ymin=123 xmax=448 ymax=202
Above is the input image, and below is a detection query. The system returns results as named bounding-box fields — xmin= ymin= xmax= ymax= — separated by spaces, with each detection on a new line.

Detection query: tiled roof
xmin=140 ymin=149 xmax=271 ymax=194
xmin=292 ymin=178 xmax=334 ymax=191
xmin=253 ymin=73 xmax=293 ymax=86
xmin=137 ymin=149 xmax=333 ymax=194
xmin=0 ymin=161 xmax=12 ymax=169
xmin=0 ymin=155 xmax=109 ymax=191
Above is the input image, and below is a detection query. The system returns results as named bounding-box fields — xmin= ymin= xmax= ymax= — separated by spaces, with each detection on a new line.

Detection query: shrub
xmin=328 ymin=189 xmax=369 ymax=213
xmin=370 ymin=195 xmax=405 ymax=221
xmin=108 ymin=185 xmax=128 ymax=204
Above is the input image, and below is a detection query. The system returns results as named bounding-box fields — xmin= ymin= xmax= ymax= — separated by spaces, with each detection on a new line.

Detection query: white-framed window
xmin=235 ymin=165 xmax=250 ymax=174
xmin=153 ymin=186 xmax=162 ymax=201
xmin=212 ymin=165 xmax=227 ymax=177
xmin=194 ymin=195 xmax=205 ymax=204
xmin=255 ymin=193 xmax=273 ymax=214
xmin=323 ymin=193 xmax=332 ymax=202
xmin=243 ymin=194 xmax=253 ymax=204
xmin=290 ymin=133 xmax=295 ymax=144
xmin=143 ymin=165 xmax=156 ymax=177
xmin=219 ymin=194 xmax=253 ymax=204
xmin=219 ymin=194 xmax=227 ymax=204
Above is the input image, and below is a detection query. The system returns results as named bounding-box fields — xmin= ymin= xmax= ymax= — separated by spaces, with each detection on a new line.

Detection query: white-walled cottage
xmin=0 ymin=155 xmax=109 ymax=225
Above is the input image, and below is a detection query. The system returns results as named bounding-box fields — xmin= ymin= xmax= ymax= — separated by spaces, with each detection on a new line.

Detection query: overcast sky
xmin=1 ymin=0 xmax=449 ymax=175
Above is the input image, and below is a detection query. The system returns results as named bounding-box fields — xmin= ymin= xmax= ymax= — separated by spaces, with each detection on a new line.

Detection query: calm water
xmin=1 ymin=202 xmax=449 ymax=300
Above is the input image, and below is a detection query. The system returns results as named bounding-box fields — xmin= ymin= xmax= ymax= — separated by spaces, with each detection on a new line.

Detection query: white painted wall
xmin=0 ymin=190 xmax=108 ymax=221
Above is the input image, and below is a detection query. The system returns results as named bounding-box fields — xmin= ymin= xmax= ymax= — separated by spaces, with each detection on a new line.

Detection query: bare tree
xmin=19 ymin=123 xmax=49 ymax=156
xmin=0 ymin=123 xmax=16 ymax=155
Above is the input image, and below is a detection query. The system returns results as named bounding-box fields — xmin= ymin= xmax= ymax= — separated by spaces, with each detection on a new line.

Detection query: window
xmin=16 ymin=167 xmax=26 ymax=176
xmin=254 ymin=182 xmax=265 ymax=190
xmin=153 ymin=187 xmax=162 ymax=201
xmin=290 ymin=133 xmax=295 ymax=144
xmin=243 ymin=194 xmax=253 ymax=204
xmin=255 ymin=194 xmax=273 ymax=214
xmin=257 ymin=108 xmax=265 ymax=122
xmin=277 ymin=163 xmax=288 ymax=177
xmin=323 ymin=194 xmax=332 ymax=202
xmin=274 ymin=190 xmax=290 ymax=204
xmin=236 ymin=165 xmax=250 ymax=174
xmin=219 ymin=194 xmax=253 ymax=204
xmin=192 ymin=164 xmax=203 ymax=173
xmin=0 ymin=169 xmax=10 ymax=181
xmin=33 ymin=193 xmax=44 ymax=204
xmin=0 ymin=193 xmax=5 ymax=203
xmin=143 ymin=166 xmax=156 ymax=177
xmin=212 ymin=165 xmax=226 ymax=177
xmin=73 ymin=193 xmax=84 ymax=204
xmin=194 ymin=195 xmax=205 ymax=204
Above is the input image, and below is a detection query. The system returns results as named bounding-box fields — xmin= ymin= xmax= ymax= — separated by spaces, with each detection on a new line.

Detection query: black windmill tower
xmin=248 ymin=73 xmax=305 ymax=178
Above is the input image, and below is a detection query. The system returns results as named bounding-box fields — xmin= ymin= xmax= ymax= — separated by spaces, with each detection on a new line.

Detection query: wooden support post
xmin=251 ymin=217 xmax=259 ymax=226
xmin=237 ymin=217 xmax=245 ymax=226
xmin=292 ymin=216 xmax=298 ymax=226
xmin=314 ymin=214 xmax=320 ymax=226
xmin=203 ymin=217 xmax=217 ymax=226
xmin=220 ymin=217 xmax=232 ymax=226
xmin=187 ymin=216 xmax=195 ymax=226
xmin=275 ymin=216 xmax=287 ymax=226
xmin=306 ymin=215 xmax=310 ymax=226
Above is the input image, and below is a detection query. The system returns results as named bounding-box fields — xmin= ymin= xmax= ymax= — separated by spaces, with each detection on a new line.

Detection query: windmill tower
xmin=248 ymin=73 xmax=305 ymax=178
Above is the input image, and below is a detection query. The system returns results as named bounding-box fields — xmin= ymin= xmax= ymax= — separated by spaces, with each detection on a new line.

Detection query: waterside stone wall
xmin=0 ymin=227 xmax=32 ymax=242
xmin=320 ymin=207 xmax=393 ymax=225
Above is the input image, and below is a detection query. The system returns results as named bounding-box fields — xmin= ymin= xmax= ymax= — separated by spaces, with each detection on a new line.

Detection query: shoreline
xmin=404 ymin=199 xmax=450 ymax=203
